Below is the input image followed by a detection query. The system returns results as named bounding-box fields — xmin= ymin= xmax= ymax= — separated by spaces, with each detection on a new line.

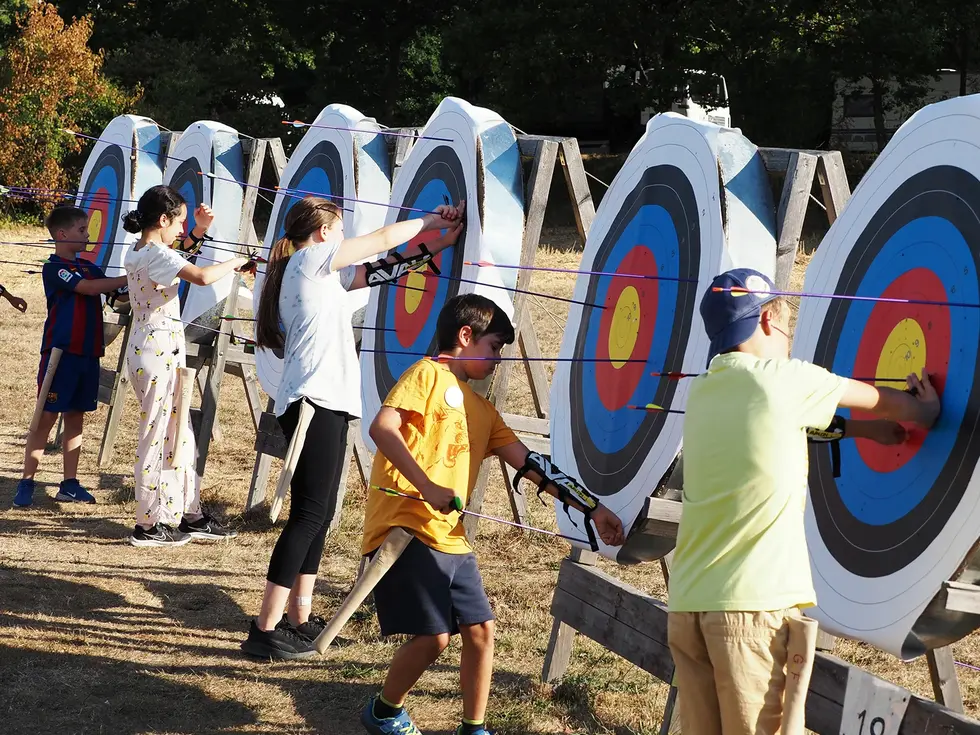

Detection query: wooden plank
xmin=463 ymin=457 xmax=495 ymax=540
xmin=350 ymin=425 xmax=373 ymax=488
xmin=499 ymin=413 xmax=549 ymax=436
xmin=550 ymin=587 xmax=674 ymax=682
xmin=517 ymin=434 xmax=549 ymax=455
xmin=254 ymin=411 xmax=288 ymax=458
xmin=238 ymin=363 xmax=264 ymax=432
xmin=816 ymin=627 xmax=838 ymax=652
xmin=238 ymin=138 xmax=268 ymax=248
xmin=97 ymin=316 xmax=133 ymax=468
xmin=246 ymin=398 xmax=277 ymax=511
xmin=927 ymin=646 xmax=965 ymax=712
xmin=518 ymin=310 xmax=551 ymax=418
xmin=542 ymin=548 xmax=597 ymax=683
xmin=498 ymin=459 xmax=528 ymax=529
xmin=817 ymin=151 xmax=852 ymax=224
xmin=640 ymin=498 xmax=682 ymax=538
xmin=547 ymin=562 xmax=980 ymax=733
xmin=266 ymin=137 xmax=288 ymax=180
xmin=943 ymin=580 xmax=980 ymax=614
xmin=194 ymin=277 xmax=241 ymax=477
xmin=102 ymin=311 xmax=130 ymax=326
xmin=559 ymin=138 xmax=596 ymax=241
xmin=758 ymin=147 xmax=829 ymax=173
xmin=774 ymin=152 xmax=818 ymax=290
xmin=329 ymin=421 xmax=362 ymax=534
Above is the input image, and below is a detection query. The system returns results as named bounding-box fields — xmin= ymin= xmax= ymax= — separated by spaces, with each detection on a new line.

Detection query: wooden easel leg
xmin=350 ymin=424 xmax=373 ymax=489
xmin=464 ymin=459 xmax=494 ymax=539
xmin=558 ymin=138 xmax=597 ymax=241
xmin=246 ymin=397 xmax=276 ymax=511
xmin=329 ymin=435 xmax=357 ymax=534
xmin=194 ymin=369 xmax=222 ymax=443
xmin=773 ymin=152 xmax=817 ymax=290
xmin=657 ymin=552 xmax=683 ymax=734
xmin=98 ymin=318 xmax=133 ymax=469
xmin=927 ymin=646 xmax=964 ymax=712
xmin=542 ymin=548 xmax=597 ymax=683
xmin=816 ymin=151 xmax=852 ymax=224
xmin=498 ymin=458 xmax=529 ymax=528
xmin=517 ymin=311 xmax=551 ymax=418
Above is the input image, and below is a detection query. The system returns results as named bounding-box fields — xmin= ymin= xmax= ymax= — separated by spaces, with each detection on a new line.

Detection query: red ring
xmin=395 ymin=230 xmax=443 ymax=347
xmin=851 ymin=268 xmax=950 ymax=472
xmin=595 ymin=247 xmax=659 ymax=411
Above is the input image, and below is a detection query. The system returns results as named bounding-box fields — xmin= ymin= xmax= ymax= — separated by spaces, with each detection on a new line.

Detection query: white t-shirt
xmin=275 ymin=240 xmax=360 ymax=418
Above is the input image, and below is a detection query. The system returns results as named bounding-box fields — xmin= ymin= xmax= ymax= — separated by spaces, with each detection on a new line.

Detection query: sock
xmin=460 ymin=719 xmax=485 ymax=734
xmin=373 ymin=694 xmax=404 ymax=719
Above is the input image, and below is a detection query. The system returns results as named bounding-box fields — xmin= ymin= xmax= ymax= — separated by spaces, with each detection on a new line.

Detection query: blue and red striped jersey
xmin=40 ymin=255 xmax=106 ymax=357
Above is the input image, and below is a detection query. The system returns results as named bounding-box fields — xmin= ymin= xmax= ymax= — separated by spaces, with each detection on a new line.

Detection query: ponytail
xmin=256 ymin=236 xmax=293 ymax=350
xmin=255 ymin=196 xmax=343 ymax=352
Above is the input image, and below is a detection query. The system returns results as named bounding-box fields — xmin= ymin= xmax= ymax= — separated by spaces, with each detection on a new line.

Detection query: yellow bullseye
xmin=608 ymin=286 xmax=641 ymax=369
xmin=87 ymin=211 xmax=102 ymax=252
xmin=875 ymin=318 xmax=926 ymax=387
xmin=404 ymin=270 xmax=427 ymax=314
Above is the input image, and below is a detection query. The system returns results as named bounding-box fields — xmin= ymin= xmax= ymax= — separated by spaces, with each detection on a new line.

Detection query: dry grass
xmin=0 ymin=226 xmax=978 ymax=735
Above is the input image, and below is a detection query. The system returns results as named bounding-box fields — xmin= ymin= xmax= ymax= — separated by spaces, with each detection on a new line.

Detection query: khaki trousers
xmin=667 ymin=609 xmax=817 ymax=735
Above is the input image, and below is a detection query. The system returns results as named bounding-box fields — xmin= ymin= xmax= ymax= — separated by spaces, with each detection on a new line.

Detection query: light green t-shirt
xmin=668 ymin=353 xmax=848 ymax=613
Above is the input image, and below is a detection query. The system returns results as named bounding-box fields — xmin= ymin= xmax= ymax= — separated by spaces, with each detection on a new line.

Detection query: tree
xmin=0 ymin=3 xmax=138 ymax=197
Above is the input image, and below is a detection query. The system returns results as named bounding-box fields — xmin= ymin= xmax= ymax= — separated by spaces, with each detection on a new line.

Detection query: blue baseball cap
xmin=700 ymin=268 xmax=779 ymax=366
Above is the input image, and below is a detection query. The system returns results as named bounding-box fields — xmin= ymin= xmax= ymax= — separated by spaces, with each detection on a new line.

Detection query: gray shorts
xmin=371 ymin=536 xmax=495 ymax=636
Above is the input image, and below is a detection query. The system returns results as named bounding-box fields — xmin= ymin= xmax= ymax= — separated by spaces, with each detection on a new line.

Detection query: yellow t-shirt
xmin=668 ymin=353 xmax=848 ymax=613
xmin=361 ymin=358 xmax=519 ymax=555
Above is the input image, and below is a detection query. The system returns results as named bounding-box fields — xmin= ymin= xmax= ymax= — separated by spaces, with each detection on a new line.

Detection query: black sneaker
xmin=130 ymin=523 xmax=192 ymax=548
xmin=279 ymin=613 xmax=326 ymax=641
xmin=179 ymin=513 xmax=239 ymax=541
xmin=241 ymin=620 xmax=317 ymax=660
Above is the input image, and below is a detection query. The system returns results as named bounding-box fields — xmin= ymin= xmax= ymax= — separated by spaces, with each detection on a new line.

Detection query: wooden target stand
xmin=96 ymin=133 xmax=288 ymax=486
xmin=539 ymin=147 xmax=980 ymax=733
xmin=244 ymin=132 xmax=596 ymax=540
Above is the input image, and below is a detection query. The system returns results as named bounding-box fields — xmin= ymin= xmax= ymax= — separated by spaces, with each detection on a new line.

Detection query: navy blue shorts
xmin=371 ymin=537 xmax=495 ymax=636
xmin=37 ymin=352 xmax=100 ymax=414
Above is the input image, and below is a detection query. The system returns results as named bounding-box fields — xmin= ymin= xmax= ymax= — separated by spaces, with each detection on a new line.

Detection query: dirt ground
xmin=0 ymin=225 xmax=978 ymax=735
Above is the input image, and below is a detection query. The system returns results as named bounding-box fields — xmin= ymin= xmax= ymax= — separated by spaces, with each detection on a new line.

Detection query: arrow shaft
xmin=465 ymin=260 xmax=699 ymax=284
xmin=278 ymin=181 xmax=440 ymax=216
xmin=716 ymin=286 xmax=980 ymax=310
xmin=284 ymin=120 xmax=453 ymax=143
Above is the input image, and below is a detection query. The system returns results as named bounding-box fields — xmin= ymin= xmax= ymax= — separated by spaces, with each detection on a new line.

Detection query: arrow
xmin=465 ymin=260 xmax=700 ymax=284
xmin=283 ymin=120 xmax=454 ymax=143
xmin=274 ymin=181 xmax=443 ymax=216
xmin=62 ymin=128 xmax=187 ymax=163
xmin=714 ymin=286 xmax=980 ymax=310
xmin=0 ymin=185 xmax=141 ymax=205
xmin=371 ymin=485 xmax=591 ymax=545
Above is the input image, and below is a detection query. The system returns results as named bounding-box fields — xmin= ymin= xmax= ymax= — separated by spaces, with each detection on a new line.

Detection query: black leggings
xmin=266 ymin=399 xmax=350 ymax=588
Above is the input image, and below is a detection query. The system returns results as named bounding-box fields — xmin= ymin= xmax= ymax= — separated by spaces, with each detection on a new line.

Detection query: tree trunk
xmin=871 ymin=77 xmax=887 ymax=153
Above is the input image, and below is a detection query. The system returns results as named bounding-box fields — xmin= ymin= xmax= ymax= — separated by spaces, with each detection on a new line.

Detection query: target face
xmin=75 ymin=115 xmax=164 ymax=275
xmin=551 ymin=113 xmax=777 ymax=559
xmin=794 ymin=95 xmax=980 ymax=658
xmin=360 ymin=97 xmax=524 ymax=442
xmin=163 ymin=121 xmax=244 ymax=339
xmin=254 ymin=104 xmax=392 ymax=397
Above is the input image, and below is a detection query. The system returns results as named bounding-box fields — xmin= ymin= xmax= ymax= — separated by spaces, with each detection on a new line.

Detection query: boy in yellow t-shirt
xmin=360 ymin=294 xmax=624 ymax=735
xmin=667 ymin=268 xmax=941 ymax=735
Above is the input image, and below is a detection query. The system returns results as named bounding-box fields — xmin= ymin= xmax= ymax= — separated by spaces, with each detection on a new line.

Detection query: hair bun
xmin=121 ymin=209 xmax=144 ymax=234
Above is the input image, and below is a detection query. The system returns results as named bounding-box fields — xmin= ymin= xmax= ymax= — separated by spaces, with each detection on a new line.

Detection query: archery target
xmin=75 ymin=115 xmax=165 ymax=343
xmin=254 ymin=104 xmax=392 ymax=396
xmin=163 ymin=120 xmax=244 ymax=343
xmin=550 ymin=113 xmax=776 ymax=560
xmin=794 ymin=94 xmax=980 ymax=659
xmin=360 ymin=97 xmax=524 ymax=445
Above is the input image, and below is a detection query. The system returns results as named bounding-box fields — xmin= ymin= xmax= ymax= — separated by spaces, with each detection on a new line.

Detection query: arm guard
xmin=806 ymin=414 xmax=846 ymax=478
xmin=513 ymin=451 xmax=600 ymax=551
xmin=106 ymin=285 xmax=129 ymax=309
xmin=365 ymin=244 xmax=440 ymax=287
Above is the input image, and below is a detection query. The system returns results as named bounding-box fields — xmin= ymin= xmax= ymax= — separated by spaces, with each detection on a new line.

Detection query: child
xmin=667 ymin=268 xmax=940 ymax=735
xmin=13 ymin=206 xmax=129 ymax=507
xmin=0 ymin=283 xmax=27 ymax=312
xmin=360 ymin=294 xmax=625 ymax=735
xmin=242 ymin=196 xmax=465 ymax=660
xmin=121 ymin=185 xmax=249 ymax=547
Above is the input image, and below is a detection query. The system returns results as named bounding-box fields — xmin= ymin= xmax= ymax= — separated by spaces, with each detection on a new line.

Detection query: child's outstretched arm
xmin=845 ymin=419 xmax=908 ymax=445
xmin=72 ymin=274 xmax=129 ymax=296
xmin=494 ymin=440 xmax=625 ymax=548
xmin=0 ymin=284 xmax=27 ymax=312
xmin=332 ymin=201 xmax=465 ymax=272
xmin=839 ymin=372 xmax=940 ymax=428
xmin=369 ymin=406 xmax=457 ymax=511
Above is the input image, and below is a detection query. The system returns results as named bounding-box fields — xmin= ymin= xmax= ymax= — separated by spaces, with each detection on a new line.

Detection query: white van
xmin=639 ymin=71 xmax=731 ymax=128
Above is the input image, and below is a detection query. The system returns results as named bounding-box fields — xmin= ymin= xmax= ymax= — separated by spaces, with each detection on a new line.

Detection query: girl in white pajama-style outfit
xmin=121 ymin=184 xmax=250 ymax=548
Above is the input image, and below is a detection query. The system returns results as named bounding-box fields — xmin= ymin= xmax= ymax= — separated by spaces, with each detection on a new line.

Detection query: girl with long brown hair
xmin=243 ymin=195 xmax=464 ymax=659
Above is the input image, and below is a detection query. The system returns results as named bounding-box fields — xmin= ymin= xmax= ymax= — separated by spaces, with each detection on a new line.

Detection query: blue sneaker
xmin=455 ymin=726 xmax=493 ymax=735
xmin=361 ymin=697 xmax=422 ymax=734
xmin=56 ymin=479 xmax=96 ymax=504
xmin=13 ymin=479 xmax=35 ymax=507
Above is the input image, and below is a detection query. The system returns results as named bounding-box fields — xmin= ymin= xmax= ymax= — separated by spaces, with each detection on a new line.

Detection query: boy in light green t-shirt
xmin=668 ymin=268 xmax=940 ymax=735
